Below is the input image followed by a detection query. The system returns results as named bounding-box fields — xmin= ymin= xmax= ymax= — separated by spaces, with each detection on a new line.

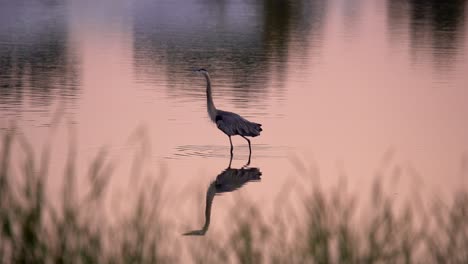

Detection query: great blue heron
xmin=183 ymin=156 xmax=262 ymax=236
xmin=193 ymin=69 xmax=263 ymax=156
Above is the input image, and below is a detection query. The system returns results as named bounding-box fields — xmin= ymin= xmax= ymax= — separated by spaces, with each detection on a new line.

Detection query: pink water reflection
xmin=1 ymin=0 xmax=467 ymax=238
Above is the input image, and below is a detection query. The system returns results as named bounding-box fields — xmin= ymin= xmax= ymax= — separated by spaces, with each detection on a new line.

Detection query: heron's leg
xmin=229 ymin=136 xmax=233 ymax=155
xmin=228 ymin=152 xmax=233 ymax=168
xmin=241 ymin=136 xmax=251 ymax=166
xmin=244 ymin=151 xmax=251 ymax=167
xmin=241 ymin=136 xmax=251 ymax=153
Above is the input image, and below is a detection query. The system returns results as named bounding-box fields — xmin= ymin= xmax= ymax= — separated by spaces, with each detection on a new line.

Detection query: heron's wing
xmin=216 ymin=111 xmax=262 ymax=137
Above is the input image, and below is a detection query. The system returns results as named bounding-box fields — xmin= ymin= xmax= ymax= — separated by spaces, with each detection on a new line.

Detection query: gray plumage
xmin=215 ymin=110 xmax=263 ymax=137
xmin=183 ymin=160 xmax=262 ymax=236
xmin=194 ymin=68 xmax=263 ymax=155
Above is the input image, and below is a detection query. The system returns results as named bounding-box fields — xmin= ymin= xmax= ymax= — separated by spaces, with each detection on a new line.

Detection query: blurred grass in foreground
xmin=1 ymin=127 xmax=468 ymax=263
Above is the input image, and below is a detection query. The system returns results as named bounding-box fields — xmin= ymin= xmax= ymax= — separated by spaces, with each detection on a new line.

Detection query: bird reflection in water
xmin=183 ymin=156 xmax=262 ymax=236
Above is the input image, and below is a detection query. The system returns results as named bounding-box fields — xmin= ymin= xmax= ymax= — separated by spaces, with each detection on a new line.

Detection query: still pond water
xmin=1 ymin=0 xmax=468 ymax=236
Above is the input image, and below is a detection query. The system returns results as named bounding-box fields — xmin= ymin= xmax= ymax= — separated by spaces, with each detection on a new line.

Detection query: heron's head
xmin=193 ymin=68 xmax=209 ymax=75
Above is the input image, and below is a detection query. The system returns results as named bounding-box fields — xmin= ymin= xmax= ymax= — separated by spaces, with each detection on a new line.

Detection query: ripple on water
xmin=166 ymin=144 xmax=290 ymax=160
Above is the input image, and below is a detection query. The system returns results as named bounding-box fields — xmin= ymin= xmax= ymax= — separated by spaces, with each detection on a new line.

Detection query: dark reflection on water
xmin=132 ymin=0 xmax=327 ymax=109
xmin=341 ymin=0 xmax=362 ymax=36
xmin=0 ymin=1 xmax=80 ymax=118
xmin=387 ymin=0 xmax=467 ymax=69
xmin=184 ymin=156 xmax=261 ymax=236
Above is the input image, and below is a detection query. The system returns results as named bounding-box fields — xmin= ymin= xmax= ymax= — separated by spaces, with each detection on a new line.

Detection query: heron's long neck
xmin=204 ymin=73 xmax=217 ymax=121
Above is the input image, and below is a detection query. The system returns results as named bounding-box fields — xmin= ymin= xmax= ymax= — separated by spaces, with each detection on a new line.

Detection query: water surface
xmin=1 ymin=0 xmax=467 ymax=237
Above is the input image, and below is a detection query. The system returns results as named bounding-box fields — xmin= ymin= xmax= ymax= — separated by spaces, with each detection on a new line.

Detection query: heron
xmin=193 ymin=68 xmax=262 ymax=157
xmin=183 ymin=156 xmax=262 ymax=236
